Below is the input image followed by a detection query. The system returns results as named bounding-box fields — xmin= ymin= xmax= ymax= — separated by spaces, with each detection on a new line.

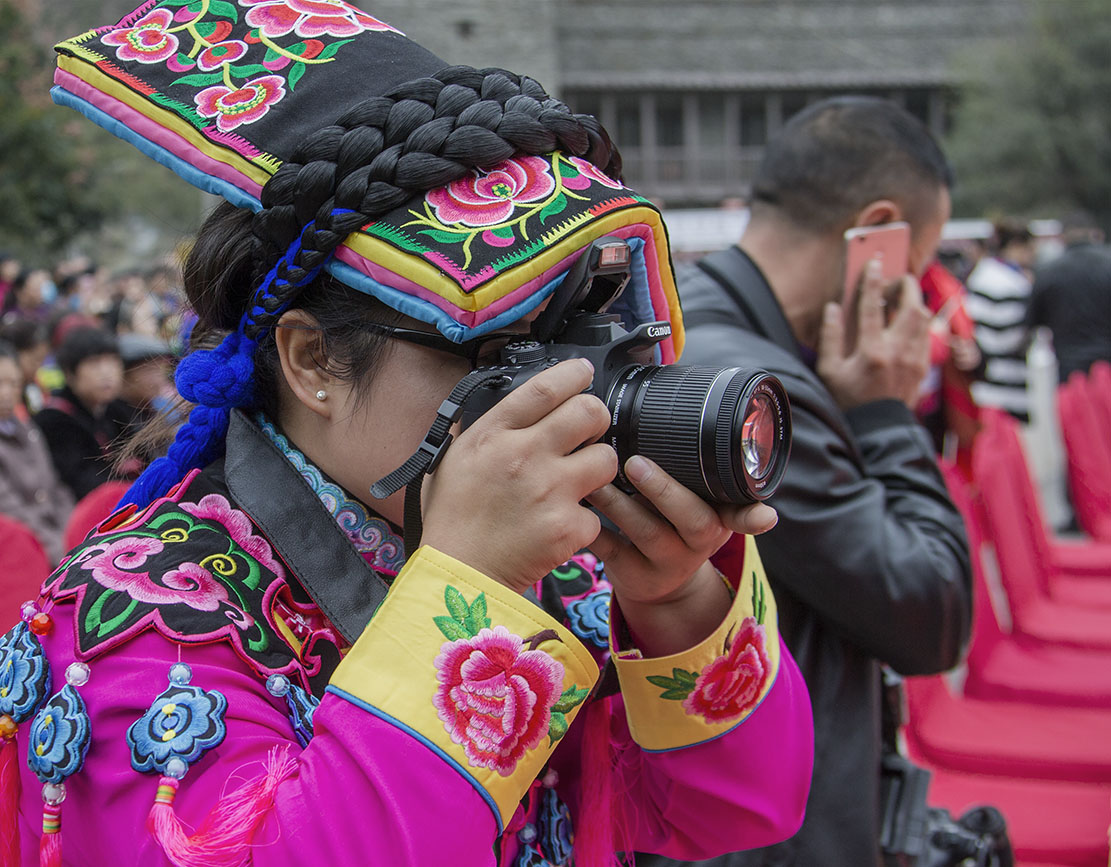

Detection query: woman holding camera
xmin=0 ymin=4 xmax=812 ymax=865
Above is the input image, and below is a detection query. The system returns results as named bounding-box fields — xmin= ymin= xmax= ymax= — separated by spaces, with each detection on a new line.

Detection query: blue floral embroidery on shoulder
xmin=0 ymin=622 xmax=52 ymax=723
xmin=566 ymin=590 xmax=611 ymax=649
xmin=538 ymin=787 xmax=574 ymax=864
xmin=285 ymin=683 xmax=319 ymax=747
xmin=127 ymin=677 xmax=227 ymax=775
xmin=27 ymin=685 xmax=91 ymax=784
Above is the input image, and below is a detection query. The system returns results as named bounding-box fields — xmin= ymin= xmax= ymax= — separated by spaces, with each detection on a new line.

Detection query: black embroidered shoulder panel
xmin=43 ymin=471 xmax=305 ymax=683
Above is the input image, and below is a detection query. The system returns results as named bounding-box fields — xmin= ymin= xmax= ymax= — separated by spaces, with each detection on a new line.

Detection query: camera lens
xmin=605 ymin=365 xmax=791 ymax=504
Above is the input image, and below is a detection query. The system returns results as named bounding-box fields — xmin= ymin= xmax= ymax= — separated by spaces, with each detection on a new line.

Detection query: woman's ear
xmin=274 ymin=309 xmax=333 ymax=419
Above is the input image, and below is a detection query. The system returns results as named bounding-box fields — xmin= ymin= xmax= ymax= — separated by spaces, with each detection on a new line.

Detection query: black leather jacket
xmin=641 ymin=247 xmax=972 ymax=867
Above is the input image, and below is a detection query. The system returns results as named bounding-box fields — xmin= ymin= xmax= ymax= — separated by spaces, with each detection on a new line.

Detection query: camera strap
xmin=370 ymin=368 xmax=512 ymax=555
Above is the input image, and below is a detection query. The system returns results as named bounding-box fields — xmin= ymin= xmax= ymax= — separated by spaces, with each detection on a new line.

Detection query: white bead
xmin=517 ymin=823 xmax=537 ymax=843
xmin=315 ymin=390 xmax=327 ymax=401
xmin=65 ymin=662 xmax=90 ymax=687
xmin=266 ymin=674 xmax=290 ymax=697
xmin=541 ymin=768 xmax=559 ymax=788
xmin=168 ymin=663 xmax=192 ymax=685
xmin=42 ymin=782 xmax=66 ymax=805
xmin=165 ymin=757 xmax=188 ymax=780
xmin=19 ymin=601 xmax=37 ymax=622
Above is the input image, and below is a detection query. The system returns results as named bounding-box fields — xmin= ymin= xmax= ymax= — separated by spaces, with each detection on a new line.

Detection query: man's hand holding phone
xmin=818 ymin=257 xmax=931 ymax=411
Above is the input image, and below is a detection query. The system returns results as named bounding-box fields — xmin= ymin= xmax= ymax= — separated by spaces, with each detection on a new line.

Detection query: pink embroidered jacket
xmin=6 ymin=416 xmax=813 ymax=867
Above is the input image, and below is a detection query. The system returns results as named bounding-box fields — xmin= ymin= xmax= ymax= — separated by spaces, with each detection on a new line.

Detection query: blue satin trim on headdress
xmin=49 ymin=86 xmax=264 ymax=213
xmin=327 ymin=238 xmax=662 ymax=362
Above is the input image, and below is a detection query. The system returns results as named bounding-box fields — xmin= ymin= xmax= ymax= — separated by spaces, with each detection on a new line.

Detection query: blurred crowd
xmin=0 ymin=253 xmax=184 ymax=562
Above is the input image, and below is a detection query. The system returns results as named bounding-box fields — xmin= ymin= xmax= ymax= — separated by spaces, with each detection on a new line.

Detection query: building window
xmin=656 ymin=93 xmax=684 ymax=148
xmin=739 ymin=94 xmax=767 ymax=147
xmin=615 ymin=94 xmax=641 ymax=147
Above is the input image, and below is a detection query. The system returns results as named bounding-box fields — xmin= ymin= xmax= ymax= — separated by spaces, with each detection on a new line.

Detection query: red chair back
xmin=1090 ymin=360 xmax=1111 ymax=435
xmin=1057 ymin=373 xmax=1111 ymax=540
xmin=63 ymin=481 xmax=132 ymax=552
xmin=0 ymin=515 xmax=51 ymax=633
xmin=972 ymin=410 xmax=1055 ymax=612
xmin=937 ymin=458 xmax=1007 ymax=668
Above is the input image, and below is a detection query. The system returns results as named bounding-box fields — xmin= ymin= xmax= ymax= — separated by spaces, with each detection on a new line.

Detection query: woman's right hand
xmin=419 ymin=358 xmax=618 ymax=594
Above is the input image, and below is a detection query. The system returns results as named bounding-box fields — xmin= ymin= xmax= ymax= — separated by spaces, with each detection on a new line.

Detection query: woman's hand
xmin=587 ymin=455 xmax=778 ymax=657
xmin=420 ymin=359 xmax=618 ymax=594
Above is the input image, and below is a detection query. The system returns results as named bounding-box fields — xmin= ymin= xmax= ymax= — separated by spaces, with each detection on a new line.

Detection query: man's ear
xmin=274 ymin=309 xmax=333 ymax=419
xmin=852 ymin=199 xmax=903 ymax=228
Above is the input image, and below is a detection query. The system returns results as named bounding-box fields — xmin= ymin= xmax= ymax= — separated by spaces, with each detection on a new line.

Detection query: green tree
xmin=0 ymin=0 xmax=201 ymax=265
xmin=0 ymin=0 xmax=111 ymax=259
xmin=945 ymin=0 xmax=1111 ymax=230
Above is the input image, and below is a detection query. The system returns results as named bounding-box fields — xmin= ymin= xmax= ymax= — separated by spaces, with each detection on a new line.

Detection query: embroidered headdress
xmin=52 ymin=0 xmax=682 ymax=508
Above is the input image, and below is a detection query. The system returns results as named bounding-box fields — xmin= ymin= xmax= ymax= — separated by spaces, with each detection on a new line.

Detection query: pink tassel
xmin=575 ymin=697 xmax=625 ymax=867
xmin=0 ymin=736 xmax=21 ymax=867
xmin=149 ymin=747 xmax=296 ymax=867
xmin=39 ymin=803 xmax=62 ymax=867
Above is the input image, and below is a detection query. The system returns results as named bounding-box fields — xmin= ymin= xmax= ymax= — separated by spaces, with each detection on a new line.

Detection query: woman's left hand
xmin=587 ymin=455 xmax=777 ymax=657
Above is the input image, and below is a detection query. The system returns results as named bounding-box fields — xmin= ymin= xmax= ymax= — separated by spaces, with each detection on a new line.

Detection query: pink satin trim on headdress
xmin=53 ymin=68 xmax=264 ymax=203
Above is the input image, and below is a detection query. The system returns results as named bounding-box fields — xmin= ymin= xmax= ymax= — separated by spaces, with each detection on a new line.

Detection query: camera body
xmin=460 ymin=310 xmax=790 ymax=505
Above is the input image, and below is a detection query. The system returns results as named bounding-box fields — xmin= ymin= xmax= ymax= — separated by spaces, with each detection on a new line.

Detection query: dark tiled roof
xmin=557 ymin=0 xmax=1028 ymax=90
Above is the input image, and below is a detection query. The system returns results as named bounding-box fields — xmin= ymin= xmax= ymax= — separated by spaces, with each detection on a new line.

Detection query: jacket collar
xmin=223 ymin=409 xmax=391 ymax=644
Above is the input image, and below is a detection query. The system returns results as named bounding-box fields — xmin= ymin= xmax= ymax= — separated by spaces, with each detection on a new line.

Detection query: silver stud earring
xmin=315 ymin=390 xmax=327 ymax=401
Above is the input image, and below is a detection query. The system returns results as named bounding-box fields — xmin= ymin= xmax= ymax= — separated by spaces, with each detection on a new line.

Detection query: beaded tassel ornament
xmin=127 ymin=662 xmax=294 ymax=867
xmin=0 ymin=604 xmax=54 ymax=867
xmin=23 ymin=604 xmax=92 ymax=867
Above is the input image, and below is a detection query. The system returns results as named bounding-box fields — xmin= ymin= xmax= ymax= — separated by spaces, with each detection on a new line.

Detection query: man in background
xmin=641 ymin=97 xmax=972 ymax=867
xmin=1028 ymin=210 xmax=1111 ymax=381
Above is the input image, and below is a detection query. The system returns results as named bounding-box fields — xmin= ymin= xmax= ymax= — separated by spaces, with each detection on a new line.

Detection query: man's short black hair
xmin=55 ymin=327 xmax=120 ymax=375
xmin=750 ymin=96 xmax=954 ymax=234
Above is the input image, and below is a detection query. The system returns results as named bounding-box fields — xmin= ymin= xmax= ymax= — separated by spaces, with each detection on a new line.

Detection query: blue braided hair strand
xmin=119 ymin=219 xmax=333 ymax=509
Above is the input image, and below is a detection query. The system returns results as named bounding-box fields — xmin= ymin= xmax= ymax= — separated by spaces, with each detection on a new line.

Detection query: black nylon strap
xmin=369 ymin=367 xmax=509 ymax=499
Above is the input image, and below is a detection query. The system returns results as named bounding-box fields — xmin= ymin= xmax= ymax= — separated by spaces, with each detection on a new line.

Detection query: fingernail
xmin=751 ymin=503 xmax=778 ymax=532
xmin=867 ymin=258 xmax=883 ymax=276
xmin=824 ymin=303 xmax=839 ymax=323
xmin=625 ymin=455 xmax=652 ymax=483
xmin=577 ymin=358 xmax=594 ymax=374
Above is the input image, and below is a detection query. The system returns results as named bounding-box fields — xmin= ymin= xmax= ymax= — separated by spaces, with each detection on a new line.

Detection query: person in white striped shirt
xmin=965 ymin=219 xmax=1037 ymax=422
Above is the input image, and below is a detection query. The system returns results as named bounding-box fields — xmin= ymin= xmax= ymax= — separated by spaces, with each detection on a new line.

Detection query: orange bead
xmin=29 ymin=612 xmax=53 ymax=636
xmin=0 ymin=715 xmax=17 ymax=741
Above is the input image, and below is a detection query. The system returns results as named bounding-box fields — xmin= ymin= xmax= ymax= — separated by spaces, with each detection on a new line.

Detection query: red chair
xmin=973 ymin=413 xmax=1111 ymax=651
xmin=62 ymin=480 xmax=132 ymax=552
xmin=1058 ymin=373 xmax=1111 ymax=541
xmin=0 ymin=515 xmax=51 ymax=633
xmin=905 ymin=754 xmax=1111 ymax=866
xmin=940 ymin=459 xmax=1111 ymax=708
xmin=1089 ymin=360 xmax=1111 ymax=443
xmin=904 ymin=674 xmax=1111 ymax=784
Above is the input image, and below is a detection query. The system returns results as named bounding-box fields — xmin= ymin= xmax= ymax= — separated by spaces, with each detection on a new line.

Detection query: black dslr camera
xmin=459 ymin=236 xmax=792 ymax=505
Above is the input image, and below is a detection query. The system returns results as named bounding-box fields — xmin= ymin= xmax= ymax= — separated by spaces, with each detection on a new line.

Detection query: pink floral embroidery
xmin=434 ymin=625 xmax=564 ymax=775
xmin=101 ymin=8 xmax=179 ymax=64
xmin=181 ymin=494 xmax=284 ymax=576
xmin=682 ymin=617 xmax=771 ymax=723
xmin=196 ymin=39 xmax=250 ymax=72
xmin=81 ymin=538 xmax=230 ymax=611
xmin=194 ymin=75 xmax=287 ymax=132
xmin=562 ymin=156 xmax=624 ymax=191
xmin=240 ymin=0 xmax=400 ymax=39
xmin=427 ymin=156 xmax=556 ymax=227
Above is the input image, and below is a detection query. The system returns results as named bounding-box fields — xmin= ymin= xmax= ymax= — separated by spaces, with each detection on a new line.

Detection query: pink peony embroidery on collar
xmin=194 ymin=74 xmax=287 ymax=132
xmin=101 ymin=7 xmax=179 ymax=64
xmin=434 ymin=625 xmax=564 ymax=776
xmin=426 ymin=156 xmax=556 ymax=228
xmin=240 ymin=0 xmax=401 ymax=39
xmin=181 ymin=493 xmax=284 ymax=576
xmin=682 ymin=617 xmax=771 ymax=723
xmin=80 ymin=537 xmax=231 ymax=612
